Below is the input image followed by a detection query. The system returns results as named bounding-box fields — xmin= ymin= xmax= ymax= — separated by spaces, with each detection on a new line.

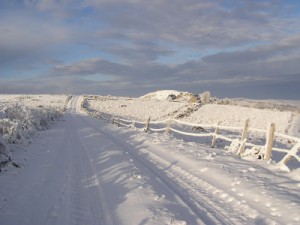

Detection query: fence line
xmin=102 ymin=112 xmax=300 ymax=170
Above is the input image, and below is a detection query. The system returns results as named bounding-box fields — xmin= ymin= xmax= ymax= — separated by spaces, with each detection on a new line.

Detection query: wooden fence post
xmin=211 ymin=125 xmax=219 ymax=148
xmin=117 ymin=117 xmax=120 ymax=127
xmin=144 ymin=117 xmax=151 ymax=132
xmin=239 ymin=119 xmax=249 ymax=155
xmin=165 ymin=118 xmax=173 ymax=134
xmin=265 ymin=123 xmax=275 ymax=160
xmin=112 ymin=117 xmax=115 ymax=124
xmin=278 ymin=143 xmax=300 ymax=166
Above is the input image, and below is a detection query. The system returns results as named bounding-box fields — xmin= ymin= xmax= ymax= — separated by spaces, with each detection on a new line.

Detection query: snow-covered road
xmin=0 ymin=96 xmax=299 ymax=225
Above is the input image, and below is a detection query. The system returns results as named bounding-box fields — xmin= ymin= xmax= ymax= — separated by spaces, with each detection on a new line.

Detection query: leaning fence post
xmin=265 ymin=123 xmax=276 ymax=160
xmin=117 ymin=117 xmax=120 ymax=127
xmin=144 ymin=116 xmax=151 ymax=132
xmin=278 ymin=142 xmax=300 ymax=166
xmin=165 ymin=118 xmax=173 ymax=134
xmin=239 ymin=119 xmax=250 ymax=155
xmin=211 ymin=124 xmax=219 ymax=148
xmin=112 ymin=117 xmax=115 ymax=125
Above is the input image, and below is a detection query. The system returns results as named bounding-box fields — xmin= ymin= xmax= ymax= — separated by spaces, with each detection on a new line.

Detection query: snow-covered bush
xmin=0 ymin=104 xmax=63 ymax=145
xmin=0 ymin=111 xmax=5 ymax=119
xmin=225 ymin=139 xmax=241 ymax=153
xmin=0 ymin=135 xmax=10 ymax=168
xmin=200 ymin=91 xmax=211 ymax=104
xmin=0 ymin=98 xmax=66 ymax=170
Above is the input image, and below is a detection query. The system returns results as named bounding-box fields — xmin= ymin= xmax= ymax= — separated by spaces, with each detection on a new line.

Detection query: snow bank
xmin=1 ymin=104 xmax=63 ymax=145
xmin=0 ymin=95 xmax=70 ymax=168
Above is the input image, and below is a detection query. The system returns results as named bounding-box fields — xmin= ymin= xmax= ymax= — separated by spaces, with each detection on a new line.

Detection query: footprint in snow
xmin=154 ymin=194 xmax=165 ymax=201
xmin=248 ymin=167 xmax=256 ymax=172
xmin=199 ymin=167 xmax=208 ymax=173
xmin=231 ymin=177 xmax=241 ymax=186
xmin=132 ymin=171 xmax=142 ymax=179
xmin=265 ymin=202 xmax=272 ymax=207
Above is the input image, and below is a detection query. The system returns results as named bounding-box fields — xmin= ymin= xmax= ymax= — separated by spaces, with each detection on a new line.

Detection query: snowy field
xmin=0 ymin=93 xmax=300 ymax=225
xmin=0 ymin=94 xmax=70 ymax=110
xmin=182 ymin=104 xmax=292 ymax=133
xmin=84 ymin=95 xmax=188 ymax=121
xmin=84 ymin=91 xmax=298 ymax=135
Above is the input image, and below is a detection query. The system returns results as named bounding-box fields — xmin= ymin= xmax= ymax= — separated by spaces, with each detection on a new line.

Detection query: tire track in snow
xmin=65 ymin=100 xmax=113 ymax=225
xmin=74 ymin=96 xmax=284 ymax=224
xmin=44 ymin=114 xmax=105 ymax=225
xmin=136 ymin=148 xmax=260 ymax=224
xmin=80 ymin=116 xmax=280 ymax=225
xmin=44 ymin=97 xmax=111 ymax=225
xmin=80 ymin=117 xmax=225 ymax=224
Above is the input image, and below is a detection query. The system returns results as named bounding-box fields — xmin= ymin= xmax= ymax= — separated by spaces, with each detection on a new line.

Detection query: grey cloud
xmin=102 ymin=41 xmax=174 ymax=64
xmin=48 ymin=57 xmax=179 ymax=85
xmin=5 ymin=0 xmax=298 ymax=67
xmin=85 ymin=0 xmax=296 ymax=48
xmin=47 ymin=51 xmax=300 ymax=90
xmin=202 ymin=35 xmax=300 ymax=64
xmin=0 ymin=11 xmax=70 ymax=67
xmin=73 ymin=0 xmax=300 ymax=69
xmin=2 ymin=71 xmax=299 ymax=100
xmin=50 ymin=58 xmax=133 ymax=78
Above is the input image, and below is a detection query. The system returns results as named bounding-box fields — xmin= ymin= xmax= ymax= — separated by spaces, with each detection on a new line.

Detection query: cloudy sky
xmin=1 ymin=0 xmax=300 ymax=99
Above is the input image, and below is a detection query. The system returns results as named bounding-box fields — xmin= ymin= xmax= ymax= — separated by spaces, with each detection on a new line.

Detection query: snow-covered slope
xmin=140 ymin=90 xmax=182 ymax=100
xmin=84 ymin=93 xmax=297 ymax=135
xmin=140 ymin=89 xmax=199 ymax=102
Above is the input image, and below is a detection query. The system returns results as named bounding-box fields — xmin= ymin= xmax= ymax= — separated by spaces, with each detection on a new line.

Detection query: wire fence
xmin=85 ymin=106 xmax=300 ymax=171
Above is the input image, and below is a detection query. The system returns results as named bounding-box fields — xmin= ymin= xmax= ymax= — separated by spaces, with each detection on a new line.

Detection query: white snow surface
xmin=85 ymin=95 xmax=187 ymax=121
xmin=0 ymin=95 xmax=300 ymax=225
xmin=140 ymin=90 xmax=183 ymax=100
xmin=0 ymin=94 xmax=69 ymax=109
xmin=84 ymin=95 xmax=297 ymax=135
xmin=182 ymin=104 xmax=292 ymax=133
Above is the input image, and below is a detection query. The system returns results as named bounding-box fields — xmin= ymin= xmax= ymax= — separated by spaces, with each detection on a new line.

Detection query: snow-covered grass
xmin=0 ymin=95 xmax=71 ymax=168
xmin=0 ymin=94 xmax=70 ymax=110
xmin=182 ymin=104 xmax=292 ymax=133
xmin=84 ymin=95 xmax=187 ymax=121
xmin=83 ymin=94 xmax=296 ymax=135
